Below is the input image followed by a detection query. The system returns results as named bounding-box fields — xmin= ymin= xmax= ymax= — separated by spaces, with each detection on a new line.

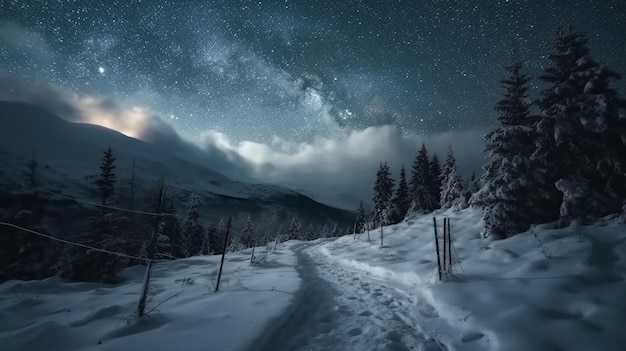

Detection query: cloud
xmin=196 ymin=125 xmax=487 ymax=206
xmin=0 ymin=71 xmax=487 ymax=208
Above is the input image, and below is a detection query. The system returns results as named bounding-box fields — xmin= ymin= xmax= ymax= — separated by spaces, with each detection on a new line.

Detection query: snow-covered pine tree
xmin=536 ymin=25 xmax=626 ymax=224
xmin=94 ymin=146 xmax=117 ymax=205
xmin=464 ymin=172 xmax=481 ymax=206
xmin=429 ymin=155 xmax=442 ymax=209
xmin=372 ymin=162 xmax=394 ymax=226
xmin=440 ymin=147 xmax=465 ymax=209
xmin=409 ymin=144 xmax=437 ymax=213
xmin=240 ymin=214 xmax=255 ymax=248
xmin=391 ymin=165 xmax=410 ymax=223
xmin=180 ymin=193 xmax=205 ymax=257
xmin=355 ymin=201 xmax=367 ymax=233
xmin=471 ymin=56 xmax=549 ymax=238
xmin=286 ymin=216 xmax=301 ymax=240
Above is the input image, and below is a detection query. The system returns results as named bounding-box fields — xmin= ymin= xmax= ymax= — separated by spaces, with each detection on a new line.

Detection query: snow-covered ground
xmin=0 ymin=244 xmax=300 ymax=351
xmin=2 ymin=208 xmax=626 ymax=351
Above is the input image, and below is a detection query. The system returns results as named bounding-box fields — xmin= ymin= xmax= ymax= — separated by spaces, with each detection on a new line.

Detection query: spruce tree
xmin=181 ymin=193 xmax=204 ymax=257
xmin=372 ymin=162 xmax=394 ymax=226
xmin=355 ymin=201 xmax=367 ymax=233
xmin=95 ymin=147 xmax=117 ymax=205
xmin=471 ymin=57 xmax=549 ymax=237
xmin=440 ymin=147 xmax=464 ymax=209
xmin=536 ymin=25 xmax=626 ymax=223
xmin=286 ymin=217 xmax=301 ymax=240
xmin=391 ymin=165 xmax=410 ymax=223
xmin=409 ymin=144 xmax=437 ymax=213
xmin=240 ymin=214 xmax=255 ymax=248
xmin=429 ymin=155 xmax=442 ymax=209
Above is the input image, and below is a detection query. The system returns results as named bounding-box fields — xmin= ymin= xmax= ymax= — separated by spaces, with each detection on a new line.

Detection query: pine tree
xmin=429 ymin=155 xmax=442 ymax=209
xmin=181 ymin=193 xmax=204 ymax=257
xmin=391 ymin=165 xmax=410 ymax=223
xmin=240 ymin=214 xmax=255 ymax=248
xmin=536 ymin=25 xmax=626 ymax=223
xmin=94 ymin=147 xmax=117 ymax=205
xmin=372 ymin=162 xmax=394 ymax=226
xmin=472 ymin=57 xmax=548 ymax=237
xmin=464 ymin=172 xmax=481 ymax=206
xmin=440 ymin=147 xmax=465 ymax=209
xmin=409 ymin=144 xmax=437 ymax=213
xmin=355 ymin=201 xmax=367 ymax=233
xmin=286 ymin=217 xmax=301 ymax=240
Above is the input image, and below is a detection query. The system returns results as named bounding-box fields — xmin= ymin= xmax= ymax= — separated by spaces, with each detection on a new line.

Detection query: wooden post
xmin=448 ymin=218 xmax=452 ymax=269
xmin=215 ymin=217 xmax=232 ymax=293
xmin=433 ymin=217 xmax=442 ymax=281
xmin=379 ymin=214 xmax=383 ymax=248
xmin=366 ymin=218 xmax=371 ymax=243
xmin=137 ymin=180 xmax=164 ymax=318
xmin=353 ymin=222 xmax=357 ymax=240
xmin=443 ymin=218 xmax=447 ymax=275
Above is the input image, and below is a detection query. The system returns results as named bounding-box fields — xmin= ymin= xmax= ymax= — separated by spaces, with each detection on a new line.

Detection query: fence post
xmin=447 ymin=218 xmax=452 ymax=267
xmin=215 ymin=217 xmax=232 ymax=293
xmin=433 ymin=217 xmax=442 ymax=281
xmin=443 ymin=218 xmax=447 ymax=275
xmin=137 ymin=180 xmax=164 ymax=318
xmin=379 ymin=214 xmax=383 ymax=248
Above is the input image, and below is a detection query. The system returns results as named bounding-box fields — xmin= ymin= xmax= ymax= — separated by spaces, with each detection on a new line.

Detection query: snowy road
xmin=253 ymin=242 xmax=448 ymax=351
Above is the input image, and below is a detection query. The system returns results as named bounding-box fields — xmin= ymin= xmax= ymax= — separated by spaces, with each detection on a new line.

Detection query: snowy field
xmin=0 ymin=244 xmax=300 ymax=351
xmin=2 ymin=208 xmax=626 ymax=351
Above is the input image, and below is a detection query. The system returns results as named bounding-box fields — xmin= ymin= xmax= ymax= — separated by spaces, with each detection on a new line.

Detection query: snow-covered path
xmin=253 ymin=242 xmax=448 ymax=351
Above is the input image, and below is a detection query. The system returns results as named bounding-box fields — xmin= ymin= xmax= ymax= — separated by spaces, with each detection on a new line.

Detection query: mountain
xmin=0 ymin=101 xmax=354 ymax=228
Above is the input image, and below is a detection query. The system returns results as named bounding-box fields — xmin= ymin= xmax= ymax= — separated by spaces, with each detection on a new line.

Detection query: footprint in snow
xmin=461 ymin=331 xmax=485 ymax=343
xmin=348 ymin=327 xmax=363 ymax=336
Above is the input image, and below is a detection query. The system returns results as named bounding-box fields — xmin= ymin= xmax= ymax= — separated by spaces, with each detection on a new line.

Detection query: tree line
xmin=366 ymin=25 xmax=626 ymax=240
xmin=0 ymin=147 xmax=342 ymax=284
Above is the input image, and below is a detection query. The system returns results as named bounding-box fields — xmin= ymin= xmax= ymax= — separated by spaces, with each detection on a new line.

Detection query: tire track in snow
xmin=254 ymin=242 xmax=448 ymax=351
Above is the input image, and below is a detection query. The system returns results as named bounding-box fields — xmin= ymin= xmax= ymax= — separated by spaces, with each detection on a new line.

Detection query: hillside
xmin=0 ymin=101 xmax=354 ymax=227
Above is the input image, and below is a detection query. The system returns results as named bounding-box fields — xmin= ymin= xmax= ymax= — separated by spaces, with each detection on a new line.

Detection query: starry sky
xmin=2 ymin=0 xmax=625 ymax=145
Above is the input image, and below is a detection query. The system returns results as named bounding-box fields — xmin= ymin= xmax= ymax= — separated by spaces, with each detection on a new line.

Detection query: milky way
xmin=1 ymin=0 xmax=625 ymax=143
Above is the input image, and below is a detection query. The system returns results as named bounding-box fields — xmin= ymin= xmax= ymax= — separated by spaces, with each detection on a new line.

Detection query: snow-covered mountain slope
xmin=0 ymin=101 xmax=354 ymax=225
xmin=4 ymin=208 xmax=624 ymax=350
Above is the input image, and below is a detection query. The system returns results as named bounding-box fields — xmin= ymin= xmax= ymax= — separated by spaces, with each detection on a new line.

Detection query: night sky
xmin=2 ymin=0 xmax=625 ymax=145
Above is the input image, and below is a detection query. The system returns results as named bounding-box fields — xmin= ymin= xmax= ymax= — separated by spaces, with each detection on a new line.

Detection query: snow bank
xmin=318 ymin=207 xmax=626 ymax=350
xmin=0 ymin=244 xmax=301 ymax=351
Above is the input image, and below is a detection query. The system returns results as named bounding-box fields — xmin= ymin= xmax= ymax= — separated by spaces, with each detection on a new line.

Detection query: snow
xmin=0 ymin=244 xmax=300 ymax=351
xmin=316 ymin=208 xmax=626 ymax=350
xmin=3 ymin=208 xmax=626 ymax=350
